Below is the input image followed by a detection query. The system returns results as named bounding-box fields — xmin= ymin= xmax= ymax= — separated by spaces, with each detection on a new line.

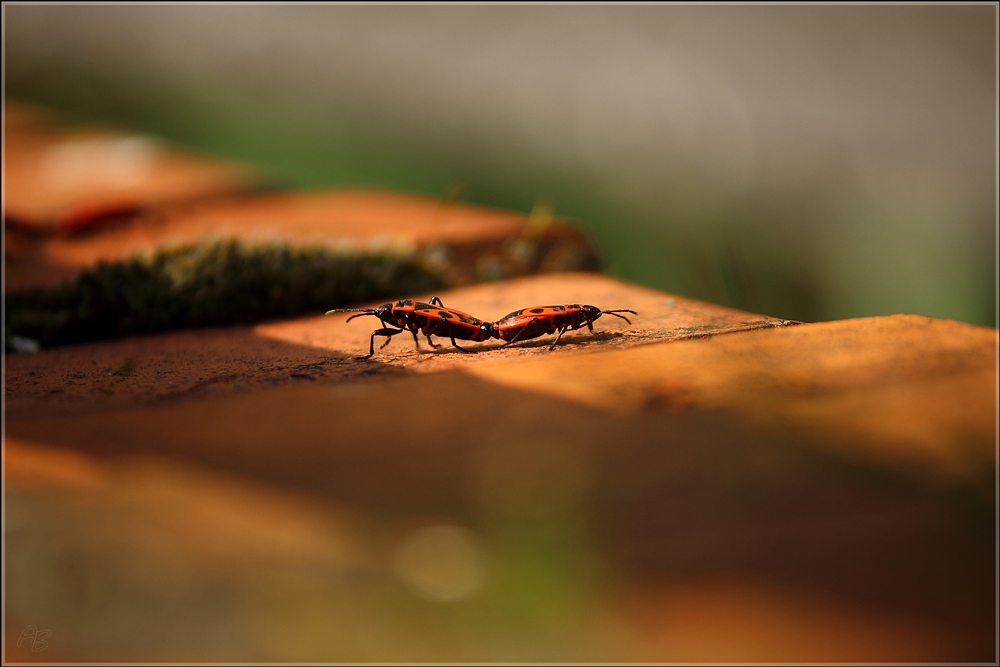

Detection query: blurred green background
xmin=5 ymin=4 xmax=996 ymax=325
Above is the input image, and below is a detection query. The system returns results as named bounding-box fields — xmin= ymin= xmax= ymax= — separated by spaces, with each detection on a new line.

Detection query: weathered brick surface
xmin=5 ymin=272 xmax=787 ymax=417
xmin=464 ymin=313 xmax=996 ymax=487
xmin=6 ymin=313 xmax=995 ymax=662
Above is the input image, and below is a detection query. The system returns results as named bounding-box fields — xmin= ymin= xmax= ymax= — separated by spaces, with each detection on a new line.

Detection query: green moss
xmin=6 ymin=240 xmax=442 ymax=348
xmin=113 ymin=359 xmax=135 ymax=377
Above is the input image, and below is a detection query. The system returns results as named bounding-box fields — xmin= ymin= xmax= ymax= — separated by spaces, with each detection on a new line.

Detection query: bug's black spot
xmin=550 ymin=305 xmax=566 ymax=311
xmin=530 ymin=308 xmax=545 ymax=314
xmin=397 ymin=299 xmax=412 ymax=307
xmin=438 ymin=310 xmax=454 ymax=319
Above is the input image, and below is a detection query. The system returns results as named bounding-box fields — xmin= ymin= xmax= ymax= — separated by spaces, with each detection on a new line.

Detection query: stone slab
xmin=5 ymin=272 xmax=787 ymax=418
xmin=5 ymin=310 xmax=994 ymax=662
xmin=5 ymin=188 xmax=599 ymax=293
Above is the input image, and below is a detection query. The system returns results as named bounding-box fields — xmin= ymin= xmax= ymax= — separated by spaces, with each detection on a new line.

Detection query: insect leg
xmin=422 ymin=319 xmax=448 ymax=351
xmin=451 ymin=338 xmax=471 ymax=353
xmin=428 ymin=296 xmax=445 ymax=307
xmin=549 ymin=324 xmax=571 ymax=350
xmin=498 ymin=318 xmax=541 ymax=349
xmin=362 ymin=327 xmax=404 ymax=359
xmin=409 ymin=329 xmax=422 ymax=351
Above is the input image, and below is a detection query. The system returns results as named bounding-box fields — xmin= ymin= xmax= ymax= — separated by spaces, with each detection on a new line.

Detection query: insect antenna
xmin=600 ymin=309 xmax=638 ymax=324
xmin=325 ymin=308 xmax=379 ymax=323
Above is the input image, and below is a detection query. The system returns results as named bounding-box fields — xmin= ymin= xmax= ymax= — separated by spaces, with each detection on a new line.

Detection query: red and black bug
xmin=486 ymin=304 xmax=637 ymax=350
xmin=326 ymin=297 xmax=490 ymax=358
xmin=326 ymin=297 xmax=445 ymax=359
xmin=408 ymin=304 xmax=492 ymax=353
